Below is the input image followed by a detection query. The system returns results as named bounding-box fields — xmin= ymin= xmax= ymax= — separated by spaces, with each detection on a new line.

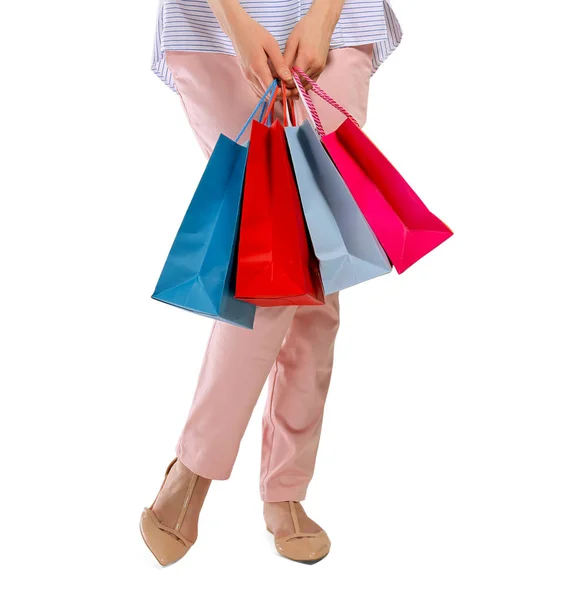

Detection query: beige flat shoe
xmin=140 ymin=458 xmax=211 ymax=566
xmin=265 ymin=500 xmax=331 ymax=564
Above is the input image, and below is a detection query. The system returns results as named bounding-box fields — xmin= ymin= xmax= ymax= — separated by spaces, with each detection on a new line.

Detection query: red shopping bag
xmin=294 ymin=67 xmax=453 ymax=274
xmin=235 ymin=96 xmax=324 ymax=306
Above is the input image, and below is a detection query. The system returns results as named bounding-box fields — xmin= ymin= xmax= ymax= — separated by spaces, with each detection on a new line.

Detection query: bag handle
xmin=282 ymin=81 xmax=288 ymax=126
xmin=235 ymin=79 xmax=278 ymax=142
xmin=281 ymin=80 xmax=298 ymax=127
xmin=293 ymin=66 xmax=359 ymax=126
xmin=287 ymin=96 xmax=297 ymax=126
xmin=259 ymin=81 xmax=297 ymax=128
xmin=257 ymin=98 xmax=269 ymax=123
xmin=291 ymin=66 xmax=360 ymax=135
xmin=261 ymin=85 xmax=279 ymax=124
xmin=291 ymin=73 xmax=324 ymax=135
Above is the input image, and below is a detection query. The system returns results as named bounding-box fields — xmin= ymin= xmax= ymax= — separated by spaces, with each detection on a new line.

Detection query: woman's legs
xmin=142 ymin=47 xmax=373 ymax=565
xmin=165 ymin=46 xmax=372 ymax=492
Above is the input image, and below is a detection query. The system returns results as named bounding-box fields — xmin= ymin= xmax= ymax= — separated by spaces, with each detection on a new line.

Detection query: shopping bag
xmin=285 ymin=118 xmax=392 ymax=294
xmin=152 ymin=82 xmax=278 ymax=327
xmin=293 ymin=67 xmax=453 ymax=274
xmin=235 ymin=90 xmax=325 ymax=306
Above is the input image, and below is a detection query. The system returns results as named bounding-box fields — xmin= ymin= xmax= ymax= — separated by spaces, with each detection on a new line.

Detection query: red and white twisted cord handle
xmin=292 ymin=66 xmax=360 ymax=133
xmin=291 ymin=68 xmax=325 ymax=135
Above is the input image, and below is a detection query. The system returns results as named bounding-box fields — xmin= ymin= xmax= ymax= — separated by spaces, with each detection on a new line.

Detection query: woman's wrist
xmin=309 ymin=0 xmax=345 ymax=30
xmin=207 ymin=0 xmax=249 ymax=38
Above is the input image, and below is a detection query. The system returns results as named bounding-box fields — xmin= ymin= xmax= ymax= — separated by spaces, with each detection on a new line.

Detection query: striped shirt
xmin=152 ymin=1 xmax=402 ymax=91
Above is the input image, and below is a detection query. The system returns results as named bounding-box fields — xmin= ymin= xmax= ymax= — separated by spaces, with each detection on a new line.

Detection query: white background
xmin=1 ymin=1 xmax=574 ymax=598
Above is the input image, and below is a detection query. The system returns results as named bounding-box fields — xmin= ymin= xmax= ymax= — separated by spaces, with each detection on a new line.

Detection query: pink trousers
xmin=165 ymin=46 xmax=373 ymax=502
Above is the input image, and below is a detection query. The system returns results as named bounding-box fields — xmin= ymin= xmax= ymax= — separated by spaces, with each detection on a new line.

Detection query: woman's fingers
xmin=284 ymin=87 xmax=299 ymax=99
xmin=254 ymin=56 xmax=273 ymax=87
xmin=294 ymin=55 xmax=320 ymax=93
xmin=282 ymin=34 xmax=302 ymax=98
xmin=283 ymin=35 xmax=298 ymax=69
xmin=264 ymin=38 xmax=293 ymax=85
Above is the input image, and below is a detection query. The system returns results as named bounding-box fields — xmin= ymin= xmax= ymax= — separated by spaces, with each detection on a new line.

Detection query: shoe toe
xmin=140 ymin=509 xmax=189 ymax=567
xmin=275 ymin=531 xmax=331 ymax=564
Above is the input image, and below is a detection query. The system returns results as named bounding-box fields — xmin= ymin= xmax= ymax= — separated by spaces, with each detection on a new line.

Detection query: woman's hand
xmin=283 ymin=0 xmax=345 ymax=96
xmin=208 ymin=0 xmax=293 ymax=97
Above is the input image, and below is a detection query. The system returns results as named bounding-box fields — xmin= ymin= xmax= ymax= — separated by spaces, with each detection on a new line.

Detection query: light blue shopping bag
xmin=285 ymin=120 xmax=392 ymax=295
xmin=152 ymin=81 xmax=278 ymax=328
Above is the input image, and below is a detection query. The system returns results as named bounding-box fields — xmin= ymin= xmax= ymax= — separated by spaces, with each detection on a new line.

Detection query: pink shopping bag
xmin=293 ymin=67 xmax=453 ymax=274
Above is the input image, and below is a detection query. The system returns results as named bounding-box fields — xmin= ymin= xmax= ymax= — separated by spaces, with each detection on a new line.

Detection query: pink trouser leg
xmin=260 ymin=294 xmax=340 ymax=501
xmin=165 ymin=44 xmax=372 ymax=496
xmin=175 ymin=296 xmax=339 ymax=483
xmin=176 ymin=306 xmax=297 ymax=479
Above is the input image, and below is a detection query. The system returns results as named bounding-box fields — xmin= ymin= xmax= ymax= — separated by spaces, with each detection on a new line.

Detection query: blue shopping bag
xmin=152 ymin=82 xmax=277 ymax=328
xmin=285 ymin=119 xmax=392 ymax=295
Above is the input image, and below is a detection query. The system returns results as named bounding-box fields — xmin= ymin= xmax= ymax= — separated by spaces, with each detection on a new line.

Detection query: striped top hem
xmin=152 ymin=0 xmax=403 ymax=92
